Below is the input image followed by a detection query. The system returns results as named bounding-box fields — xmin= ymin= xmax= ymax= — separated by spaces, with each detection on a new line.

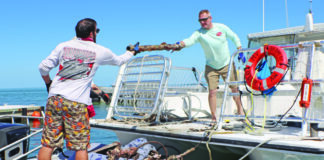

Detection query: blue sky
xmin=1 ymin=0 xmax=323 ymax=89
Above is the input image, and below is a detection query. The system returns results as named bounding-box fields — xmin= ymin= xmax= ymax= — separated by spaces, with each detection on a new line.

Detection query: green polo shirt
xmin=183 ymin=23 xmax=241 ymax=70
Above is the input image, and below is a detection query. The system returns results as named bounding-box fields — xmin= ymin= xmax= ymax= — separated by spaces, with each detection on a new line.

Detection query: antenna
xmin=285 ymin=0 xmax=289 ymax=27
xmin=263 ymin=0 xmax=265 ymax=32
xmin=305 ymin=0 xmax=314 ymax=31
xmin=309 ymin=0 xmax=313 ymax=13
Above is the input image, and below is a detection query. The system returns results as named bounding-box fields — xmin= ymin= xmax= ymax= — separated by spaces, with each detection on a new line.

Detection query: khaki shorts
xmin=41 ymin=95 xmax=90 ymax=150
xmin=205 ymin=64 xmax=238 ymax=90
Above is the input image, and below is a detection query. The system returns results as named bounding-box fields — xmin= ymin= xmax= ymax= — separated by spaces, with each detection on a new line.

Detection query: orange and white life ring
xmin=244 ymin=45 xmax=288 ymax=91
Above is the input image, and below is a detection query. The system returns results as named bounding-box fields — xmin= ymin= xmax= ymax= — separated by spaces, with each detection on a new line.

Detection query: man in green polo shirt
xmin=175 ymin=9 xmax=243 ymax=121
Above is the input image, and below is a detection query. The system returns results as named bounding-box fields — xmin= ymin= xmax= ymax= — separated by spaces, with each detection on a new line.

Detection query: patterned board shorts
xmin=41 ymin=95 xmax=90 ymax=150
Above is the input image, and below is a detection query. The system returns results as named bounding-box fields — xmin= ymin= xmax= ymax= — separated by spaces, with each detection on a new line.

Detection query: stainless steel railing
xmin=217 ymin=41 xmax=324 ymax=137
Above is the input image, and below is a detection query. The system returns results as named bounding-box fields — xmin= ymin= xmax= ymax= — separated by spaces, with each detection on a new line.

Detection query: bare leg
xmin=231 ymin=87 xmax=244 ymax=115
xmin=75 ymin=150 xmax=88 ymax=160
xmin=208 ymin=89 xmax=218 ymax=121
xmin=38 ymin=146 xmax=54 ymax=160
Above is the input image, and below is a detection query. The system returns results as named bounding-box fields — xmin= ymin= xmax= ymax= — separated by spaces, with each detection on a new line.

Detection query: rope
xmin=238 ymin=136 xmax=303 ymax=160
xmin=245 ymin=70 xmax=259 ymax=132
xmin=188 ymin=120 xmax=226 ymax=160
xmin=239 ymin=85 xmax=302 ymax=129
xmin=246 ymin=68 xmax=267 ymax=132
xmin=204 ymin=123 xmax=240 ymax=160
xmin=205 ymin=122 xmax=218 ymax=160
xmin=262 ymin=95 xmax=267 ymax=130
xmin=238 ymin=137 xmax=273 ymax=160
xmin=133 ymin=55 xmax=148 ymax=113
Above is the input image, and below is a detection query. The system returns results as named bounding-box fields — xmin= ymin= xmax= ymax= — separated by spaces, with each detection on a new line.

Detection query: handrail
xmin=13 ymin=145 xmax=42 ymax=160
xmin=217 ymin=41 xmax=324 ymax=134
xmin=0 ymin=115 xmax=44 ymax=119
xmin=0 ymin=129 xmax=43 ymax=152
xmin=0 ymin=108 xmax=45 ymax=159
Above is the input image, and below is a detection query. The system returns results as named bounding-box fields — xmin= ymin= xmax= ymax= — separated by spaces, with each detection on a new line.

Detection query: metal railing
xmin=217 ymin=41 xmax=324 ymax=137
xmin=0 ymin=107 xmax=45 ymax=159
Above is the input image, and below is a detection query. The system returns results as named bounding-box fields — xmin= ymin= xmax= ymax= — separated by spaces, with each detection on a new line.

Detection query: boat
xmin=89 ymin=11 xmax=324 ymax=160
xmin=2 ymin=7 xmax=324 ymax=160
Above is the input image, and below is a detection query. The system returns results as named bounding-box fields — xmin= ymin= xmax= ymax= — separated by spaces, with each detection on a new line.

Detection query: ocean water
xmin=0 ymin=88 xmax=118 ymax=158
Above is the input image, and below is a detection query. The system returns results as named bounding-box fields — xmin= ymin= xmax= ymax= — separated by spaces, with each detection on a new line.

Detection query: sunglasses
xmin=198 ymin=16 xmax=210 ymax=22
xmin=96 ymin=28 xmax=100 ymax=34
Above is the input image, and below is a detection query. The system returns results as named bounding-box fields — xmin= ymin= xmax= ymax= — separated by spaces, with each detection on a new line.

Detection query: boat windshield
xmin=248 ymin=35 xmax=295 ymax=47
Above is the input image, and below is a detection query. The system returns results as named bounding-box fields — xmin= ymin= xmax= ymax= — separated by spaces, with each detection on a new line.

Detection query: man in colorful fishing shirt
xmin=38 ymin=18 xmax=138 ymax=160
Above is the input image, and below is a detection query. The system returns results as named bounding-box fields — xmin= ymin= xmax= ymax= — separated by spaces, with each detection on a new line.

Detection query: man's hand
xmin=126 ymin=42 xmax=141 ymax=55
xmin=42 ymin=75 xmax=52 ymax=93
xmin=46 ymin=80 xmax=52 ymax=93
xmin=171 ymin=41 xmax=185 ymax=52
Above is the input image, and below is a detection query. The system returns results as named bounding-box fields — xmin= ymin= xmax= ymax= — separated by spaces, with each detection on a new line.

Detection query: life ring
xmin=244 ymin=45 xmax=288 ymax=91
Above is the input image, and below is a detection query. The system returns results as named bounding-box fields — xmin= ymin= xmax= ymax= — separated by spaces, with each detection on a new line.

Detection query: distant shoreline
xmin=0 ymin=87 xmax=45 ymax=91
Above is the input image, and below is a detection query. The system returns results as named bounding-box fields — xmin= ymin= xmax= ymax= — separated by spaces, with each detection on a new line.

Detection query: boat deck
xmin=91 ymin=118 xmax=324 ymax=159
